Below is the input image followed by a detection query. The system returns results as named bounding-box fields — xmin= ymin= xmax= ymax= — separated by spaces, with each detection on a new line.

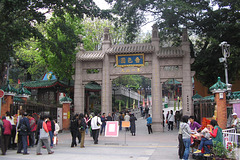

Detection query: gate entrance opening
xmin=74 ymin=26 xmax=194 ymax=131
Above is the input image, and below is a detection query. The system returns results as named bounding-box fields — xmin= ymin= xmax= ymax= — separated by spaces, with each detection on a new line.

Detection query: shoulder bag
xmin=40 ymin=122 xmax=49 ymax=139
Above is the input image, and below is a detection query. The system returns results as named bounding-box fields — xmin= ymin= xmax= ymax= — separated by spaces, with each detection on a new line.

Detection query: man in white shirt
xmin=124 ymin=112 xmax=130 ymax=131
xmin=231 ymin=113 xmax=240 ymax=133
xmin=91 ymin=112 xmax=102 ymax=144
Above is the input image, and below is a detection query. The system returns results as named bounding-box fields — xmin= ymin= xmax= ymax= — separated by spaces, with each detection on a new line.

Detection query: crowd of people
xmin=0 ymin=110 xmax=59 ymax=156
xmin=70 ymin=110 xmax=138 ymax=147
xmin=178 ymin=115 xmax=226 ymax=160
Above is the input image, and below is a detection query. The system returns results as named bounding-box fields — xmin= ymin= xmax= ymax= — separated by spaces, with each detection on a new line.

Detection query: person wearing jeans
xmin=46 ymin=117 xmax=55 ymax=147
xmin=91 ymin=112 xmax=102 ymax=144
xmin=180 ymin=115 xmax=194 ymax=160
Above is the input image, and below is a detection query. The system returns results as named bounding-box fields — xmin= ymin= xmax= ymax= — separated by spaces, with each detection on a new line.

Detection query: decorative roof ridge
xmin=227 ymin=91 xmax=240 ymax=100
xmin=209 ymin=77 xmax=227 ymax=92
xmin=17 ymin=83 xmax=31 ymax=96
xmin=2 ymin=80 xmax=17 ymax=94
xmin=157 ymin=47 xmax=185 ymax=57
xmin=60 ymin=95 xmax=72 ymax=103
xmin=23 ymin=79 xmax=69 ymax=89
xmin=106 ymin=43 xmax=154 ymax=54
xmin=192 ymin=91 xmax=203 ymax=99
xmin=78 ymin=50 xmax=105 ymax=61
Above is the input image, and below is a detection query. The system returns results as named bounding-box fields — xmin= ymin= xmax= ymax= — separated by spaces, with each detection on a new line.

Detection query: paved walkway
xmin=0 ymin=117 xmax=182 ymax=160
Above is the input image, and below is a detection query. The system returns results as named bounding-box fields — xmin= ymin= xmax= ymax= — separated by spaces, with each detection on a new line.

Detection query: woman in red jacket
xmin=2 ymin=116 xmax=12 ymax=155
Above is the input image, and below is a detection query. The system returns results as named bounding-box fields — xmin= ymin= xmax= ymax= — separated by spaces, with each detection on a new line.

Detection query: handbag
xmin=40 ymin=123 xmax=49 ymax=139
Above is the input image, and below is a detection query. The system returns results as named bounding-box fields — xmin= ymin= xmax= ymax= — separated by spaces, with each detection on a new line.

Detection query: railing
xmin=222 ymin=128 xmax=240 ymax=159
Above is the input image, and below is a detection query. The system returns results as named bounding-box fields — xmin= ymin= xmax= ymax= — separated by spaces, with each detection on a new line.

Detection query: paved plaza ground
xmin=0 ymin=116 xmax=183 ymax=160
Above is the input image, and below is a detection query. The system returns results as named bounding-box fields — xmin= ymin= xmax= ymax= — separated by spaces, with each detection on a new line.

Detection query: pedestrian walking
xmin=100 ymin=113 xmax=107 ymax=135
xmin=146 ymin=114 xmax=153 ymax=134
xmin=2 ymin=116 xmax=12 ymax=155
xmin=53 ymin=120 xmax=59 ymax=146
xmin=175 ymin=111 xmax=181 ymax=129
xmin=6 ymin=111 xmax=16 ymax=149
xmin=46 ymin=116 xmax=55 ymax=148
xmin=28 ymin=114 xmax=37 ymax=147
xmin=124 ymin=112 xmax=130 ymax=131
xmin=118 ymin=112 xmax=124 ymax=131
xmin=130 ymin=114 xmax=137 ymax=136
xmin=84 ymin=114 xmax=90 ymax=135
xmin=17 ymin=112 xmax=30 ymax=155
xmin=180 ymin=115 xmax=193 ymax=160
xmin=79 ymin=113 xmax=86 ymax=148
xmin=70 ymin=114 xmax=79 ymax=147
xmin=168 ymin=110 xmax=174 ymax=131
xmin=36 ymin=116 xmax=54 ymax=155
xmin=91 ymin=112 xmax=102 ymax=144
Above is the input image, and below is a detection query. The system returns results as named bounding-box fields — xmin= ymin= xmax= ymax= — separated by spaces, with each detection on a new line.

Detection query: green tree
xmin=107 ymin=0 xmax=240 ymax=86
xmin=0 ymin=0 xmax=110 ymax=85
xmin=81 ymin=18 xmax=127 ymax=51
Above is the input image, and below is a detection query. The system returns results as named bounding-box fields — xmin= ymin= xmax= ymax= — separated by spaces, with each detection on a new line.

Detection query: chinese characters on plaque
xmin=116 ymin=54 xmax=144 ymax=67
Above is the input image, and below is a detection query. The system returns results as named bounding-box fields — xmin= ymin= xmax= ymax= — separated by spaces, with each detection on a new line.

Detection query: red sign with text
xmin=0 ymin=89 xmax=4 ymax=98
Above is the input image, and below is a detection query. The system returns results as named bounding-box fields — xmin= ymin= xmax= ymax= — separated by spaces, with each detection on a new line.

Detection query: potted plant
xmin=212 ymin=141 xmax=237 ymax=160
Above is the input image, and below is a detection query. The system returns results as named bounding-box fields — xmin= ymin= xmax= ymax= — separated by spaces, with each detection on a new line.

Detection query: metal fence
xmin=222 ymin=128 xmax=240 ymax=159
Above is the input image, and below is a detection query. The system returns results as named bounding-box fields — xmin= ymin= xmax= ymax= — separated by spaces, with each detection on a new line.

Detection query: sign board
xmin=122 ymin=121 xmax=130 ymax=128
xmin=105 ymin=121 xmax=119 ymax=137
xmin=0 ymin=89 xmax=4 ymax=98
xmin=116 ymin=53 xmax=144 ymax=67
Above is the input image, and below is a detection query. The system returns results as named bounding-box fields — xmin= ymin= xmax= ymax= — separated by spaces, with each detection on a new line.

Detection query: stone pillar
xmin=151 ymin=24 xmax=163 ymax=132
xmin=101 ymin=28 xmax=112 ymax=114
xmin=214 ymin=92 xmax=227 ymax=129
xmin=181 ymin=28 xmax=193 ymax=116
xmin=1 ymin=95 xmax=13 ymax=116
xmin=62 ymin=102 xmax=71 ymax=130
xmin=74 ymin=39 xmax=85 ymax=114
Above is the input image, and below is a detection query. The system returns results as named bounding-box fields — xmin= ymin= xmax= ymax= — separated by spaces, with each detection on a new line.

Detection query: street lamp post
xmin=219 ymin=41 xmax=231 ymax=89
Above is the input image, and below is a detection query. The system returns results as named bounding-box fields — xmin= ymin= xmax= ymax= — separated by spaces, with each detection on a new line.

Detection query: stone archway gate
xmin=74 ymin=25 xmax=195 ymax=131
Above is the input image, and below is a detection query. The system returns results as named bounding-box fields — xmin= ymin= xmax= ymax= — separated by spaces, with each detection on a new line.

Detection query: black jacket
xmin=18 ymin=117 xmax=30 ymax=136
xmin=70 ymin=119 xmax=79 ymax=132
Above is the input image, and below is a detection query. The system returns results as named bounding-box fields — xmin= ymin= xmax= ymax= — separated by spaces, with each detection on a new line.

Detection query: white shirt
xmin=124 ymin=114 xmax=130 ymax=121
xmin=6 ymin=116 xmax=15 ymax=125
xmin=91 ymin=116 xmax=102 ymax=130
xmin=54 ymin=123 xmax=60 ymax=135
xmin=168 ymin=114 xmax=174 ymax=122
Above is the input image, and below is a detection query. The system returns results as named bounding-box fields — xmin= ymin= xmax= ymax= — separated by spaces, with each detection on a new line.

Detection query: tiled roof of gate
xmin=22 ymin=79 xmax=69 ymax=89
xmin=157 ymin=47 xmax=185 ymax=57
xmin=60 ymin=96 xmax=72 ymax=102
xmin=227 ymin=91 xmax=240 ymax=100
xmin=18 ymin=84 xmax=31 ymax=95
xmin=78 ymin=51 xmax=104 ymax=61
xmin=13 ymin=97 xmax=25 ymax=103
xmin=192 ymin=92 xmax=203 ymax=99
xmin=1 ymin=81 xmax=17 ymax=93
xmin=209 ymin=77 xmax=227 ymax=91
xmin=106 ymin=43 xmax=154 ymax=54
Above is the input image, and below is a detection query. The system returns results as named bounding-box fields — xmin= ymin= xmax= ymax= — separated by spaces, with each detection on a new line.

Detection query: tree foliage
xmin=107 ymin=0 xmax=240 ymax=87
xmin=0 ymin=0 xmax=110 ymax=85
